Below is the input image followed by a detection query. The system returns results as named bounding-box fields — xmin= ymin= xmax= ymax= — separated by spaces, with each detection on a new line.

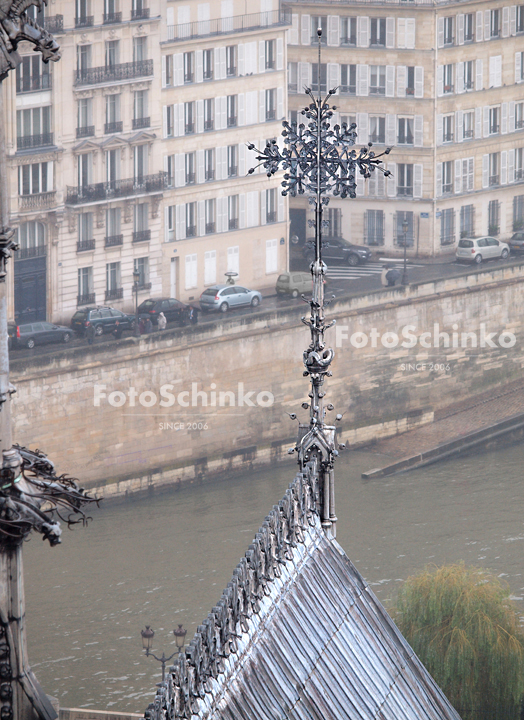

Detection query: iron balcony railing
xmin=186 ymin=225 xmax=197 ymax=238
xmin=185 ymin=172 xmax=196 ymax=185
xmin=19 ymin=192 xmax=56 ymax=209
xmin=77 ymin=239 xmax=96 ymax=252
xmin=132 ymin=117 xmax=150 ymax=129
xmin=516 ymin=119 xmax=524 ymax=129
xmin=227 ymin=116 xmax=237 ymax=128
xmin=205 ymin=169 xmax=215 ymax=181
xmin=443 ymin=132 xmax=454 ymax=142
xmin=17 ymin=133 xmax=54 ymax=150
xmin=443 ymin=84 xmax=454 ymax=93
xmin=184 ymin=72 xmax=194 ymax=83
xmin=369 ymin=86 xmax=386 ymax=95
xmin=75 ymin=59 xmax=153 ymax=86
xmin=204 ymin=119 xmax=214 ymax=131
xmin=265 ymin=109 xmax=276 ymax=121
xmin=105 ymin=121 xmax=123 ymax=134
xmin=227 ymin=66 xmax=237 ymax=77
xmin=489 ymin=174 xmax=500 ymax=186
xmin=489 ymin=125 xmax=500 ymax=134
xmin=266 ymin=211 xmax=277 ymax=223
xmin=132 ymin=230 xmax=151 ymax=243
xmin=44 ymin=15 xmax=63 ymax=33
xmin=137 ymin=282 xmax=152 ymax=291
xmin=229 ymin=218 xmax=239 ymax=230
xmin=516 ymin=169 xmax=524 ymax=180
xmin=66 ymin=173 xmax=167 ymax=205
xmin=166 ymin=10 xmax=291 ymax=42
xmin=228 ymin=166 xmax=238 ymax=178
xmin=78 ymin=293 xmax=95 ymax=306
xmin=77 ymin=126 xmax=95 ymax=138
xmin=406 ymin=87 xmax=415 ymax=95
xmin=15 ymin=245 xmax=46 ymax=260
xmin=442 ymin=183 xmax=453 ymax=194
xmin=16 ymin=73 xmax=51 ymax=94
xmin=205 ymin=222 xmax=216 ymax=234
xmin=132 ymin=7 xmax=150 ymax=19
xmin=105 ymin=288 xmax=124 ymax=301
xmin=105 ymin=235 xmax=124 ymax=247
xmin=75 ymin=15 xmax=94 ymax=27
xmin=185 ymin=122 xmax=195 ymax=134
xmin=397 ymin=186 xmax=414 ymax=197
xmin=463 ymin=129 xmax=474 ymax=138
xmin=339 ymin=85 xmax=356 ymax=95
xmin=103 ymin=12 xmax=122 ymax=23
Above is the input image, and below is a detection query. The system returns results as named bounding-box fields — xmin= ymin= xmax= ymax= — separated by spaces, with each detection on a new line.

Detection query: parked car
xmin=456 ymin=237 xmax=510 ymax=264
xmin=276 ymin=272 xmax=313 ymax=298
xmin=303 ymin=239 xmax=372 ymax=266
xmin=508 ymin=231 xmax=524 ymax=253
xmin=199 ymin=285 xmax=263 ymax=313
xmin=71 ymin=306 xmax=135 ymax=336
xmin=136 ymin=297 xmax=189 ymax=325
xmin=12 ymin=321 xmax=73 ymax=349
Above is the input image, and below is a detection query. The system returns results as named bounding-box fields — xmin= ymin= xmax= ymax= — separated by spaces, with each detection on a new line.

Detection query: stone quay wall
xmin=10 ymin=262 xmax=524 ymax=496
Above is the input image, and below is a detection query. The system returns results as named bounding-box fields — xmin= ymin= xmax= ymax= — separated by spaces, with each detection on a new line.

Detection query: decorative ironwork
xmin=132 ymin=7 xmax=149 ymax=20
xmin=77 ymin=125 xmax=95 ymax=138
xmin=132 ymin=117 xmax=150 ymax=130
xmin=132 ymin=230 xmax=150 ymax=243
xmin=18 ymin=191 xmax=56 ymax=209
xmin=105 ymin=287 xmax=123 ymax=301
xmin=15 ymin=244 xmax=45 ymax=260
xmin=166 ymin=9 xmax=291 ymax=42
xmin=44 ymin=14 xmax=62 ymax=33
xmin=77 ymin=239 xmax=95 ymax=252
xmin=16 ymin=132 xmax=53 ymax=149
xmin=103 ymin=11 xmax=121 ymax=24
xmin=104 ymin=121 xmax=123 ymax=134
xmin=67 ymin=173 xmax=167 ymax=205
xmin=77 ymin=292 xmax=95 ymax=306
xmin=105 ymin=234 xmax=123 ymax=248
xmin=75 ymin=59 xmax=153 ymax=86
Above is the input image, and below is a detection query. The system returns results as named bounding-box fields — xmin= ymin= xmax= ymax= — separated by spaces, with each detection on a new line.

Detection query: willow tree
xmin=393 ymin=563 xmax=524 ymax=720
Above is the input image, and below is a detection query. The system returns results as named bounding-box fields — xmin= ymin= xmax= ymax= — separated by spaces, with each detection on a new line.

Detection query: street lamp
xmin=141 ymin=624 xmax=187 ymax=683
xmin=401 ymin=218 xmax=409 ymax=285
xmin=133 ymin=268 xmax=140 ymax=336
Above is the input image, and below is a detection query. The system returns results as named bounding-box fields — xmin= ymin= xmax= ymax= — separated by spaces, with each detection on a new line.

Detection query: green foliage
xmin=392 ymin=563 xmax=524 ymax=720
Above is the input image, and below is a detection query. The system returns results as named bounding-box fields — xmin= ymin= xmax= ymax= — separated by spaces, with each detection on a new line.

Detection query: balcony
xmin=205 ymin=169 xmax=215 ymax=181
xmin=227 ymin=116 xmax=237 ymax=128
xmin=78 ymin=293 xmax=95 ymax=306
xmin=66 ymin=173 xmax=166 ymax=205
xmin=105 ymin=288 xmax=124 ymax=301
xmin=205 ymin=222 xmax=216 ymax=234
xmin=132 ymin=7 xmax=150 ymax=20
xmin=516 ymin=169 xmax=524 ymax=180
xmin=132 ymin=230 xmax=151 ymax=243
xmin=15 ymin=245 xmax=46 ymax=260
xmin=75 ymin=16 xmax=94 ymax=27
xmin=132 ymin=117 xmax=150 ymax=129
xmin=45 ymin=15 xmax=63 ymax=33
xmin=77 ymin=239 xmax=96 ymax=252
xmin=489 ymin=125 xmax=500 ymax=135
xmin=229 ymin=218 xmax=239 ymax=230
xmin=186 ymin=225 xmax=197 ymax=238
xmin=266 ymin=211 xmax=277 ymax=223
xmin=204 ymin=119 xmax=214 ymax=131
xmin=288 ymin=82 xmax=298 ymax=93
xmin=339 ymin=85 xmax=356 ymax=95
xmin=75 ymin=59 xmax=153 ymax=86
xmin=137 ymin=282 xmax=152 ymax=292
xmin=442 ymin=183 xmax=453 ymax=194
xmin=227 ymin=66 xmax=237 ymax=77
xmin=185 ymin=173 xmax=195 ymax=185
xmin=19 ymin=192 xmax=56 ymax=210
xmin=489 ymin=175 xmax=500 ymax=186
xmin=516 ymin=119 xmax=524 ymax=129
xmin=185 ymin=122 xmax=195 ymax=134
xmin=105 ymin=235 xmax=124 ymax=248
xmin=397 ymin=186 xmax=414 ymax=197
xmin=77 ymin=126 xmax=95 ymax=138
xmin=369 ymin=86 xmax=386 ymax=96
xmin=103 ymin=12 xmax=122 ymax=23
xmin=463 ymin=129 xmax=474 ymax=138
xmin=16 ymin=73 xmax=51 ymax=94
xmin=228 ymin=166 xmax=238 ymax=178
xmin=166 ymin=9 xmax=291 ymax=42
xmin=104 ymin=121 xmax=123 ymax=134
xmin=443 ymin=132 xmax=454 ymax=142
xmin=17 ymin=133 xmax=54 ymax=150
xmin=265 ymin=109 xmax=276 ymax=121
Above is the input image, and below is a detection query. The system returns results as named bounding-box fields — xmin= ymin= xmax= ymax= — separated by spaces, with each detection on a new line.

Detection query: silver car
xmin=456 ymin=236 xmax=509 ymax=264
xmin=199 ymin=284 xmax=263 ymax=313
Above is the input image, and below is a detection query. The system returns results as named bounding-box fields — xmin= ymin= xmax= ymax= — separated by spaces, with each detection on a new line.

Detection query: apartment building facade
xmin=284 ymin=0 xmax=524 ymax=257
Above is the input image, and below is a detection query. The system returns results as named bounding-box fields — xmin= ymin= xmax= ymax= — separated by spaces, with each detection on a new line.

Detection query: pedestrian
xmin=85 ymin=321 xmax=95 ymax=345
xmin=145 ymin=316 xmax=153 ymax=334
xmin=386 ymin=265 xmax=401 ymax=287
xmin=187 ymin=305 xmax=198 ymax=325
xmin=138 ymin=317 xmax=146 ymax=335
xmin=381 ymin=265 xmax=390 ymax=287
xmin=157 ymin=311 xmax=167 ymax=331
xmin=112 ymin=320 xmax=123 ymax=340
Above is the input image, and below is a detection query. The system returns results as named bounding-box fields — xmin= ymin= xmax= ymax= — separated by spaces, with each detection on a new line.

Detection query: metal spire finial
xmin=248 ymin=28 xmax=392 ymax=538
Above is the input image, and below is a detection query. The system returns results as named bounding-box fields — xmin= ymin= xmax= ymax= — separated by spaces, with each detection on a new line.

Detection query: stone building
xmin=1 ymin=0 xmax=289 ymax=325
xmin=284 ymin=0 xmax=524 ymax=257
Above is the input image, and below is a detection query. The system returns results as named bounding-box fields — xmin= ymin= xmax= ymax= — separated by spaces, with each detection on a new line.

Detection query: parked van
xmin=276 ymin=272 xmax=313 ymax=298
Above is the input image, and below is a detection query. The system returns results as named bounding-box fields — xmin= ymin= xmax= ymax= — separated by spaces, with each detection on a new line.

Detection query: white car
xmin=456 ymin=236 xmax=510 ymax=264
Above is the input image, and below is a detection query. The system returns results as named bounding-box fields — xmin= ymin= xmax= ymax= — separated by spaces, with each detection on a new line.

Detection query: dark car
xmin=508 ymin=231 xmax=524 ymax=252
xmin=12 ymin=321 xmax=73 ymax=349
xmin=303 ymin=238 xmax=372 ymax=266
xmin=71 ymin=307 xmax=135 ymax=336
xmin=136 ymin=297 xmax=189 ymax=325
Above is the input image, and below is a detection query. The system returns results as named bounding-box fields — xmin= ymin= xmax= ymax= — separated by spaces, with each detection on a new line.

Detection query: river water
xmin=24 ymin=443 xmax=524 ymax=713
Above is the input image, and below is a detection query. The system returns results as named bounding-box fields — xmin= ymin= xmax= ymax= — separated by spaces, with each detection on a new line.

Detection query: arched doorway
xmin=14 ymin=221 xmax=47 ymax=323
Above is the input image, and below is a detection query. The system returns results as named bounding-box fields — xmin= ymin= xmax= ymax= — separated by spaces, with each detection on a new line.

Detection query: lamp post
xmin=401 ymin=218 xmax=409 ymax=285
xmin=133 ymin=269 xmax=140 ymax=336
xmin=141 ymin=624 xmax=187 ymax=684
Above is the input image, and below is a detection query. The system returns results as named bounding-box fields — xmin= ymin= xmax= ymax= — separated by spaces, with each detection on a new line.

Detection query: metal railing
xmin=369 ymin=134 xmax=385 ymax=144
xmin=489 ymin=125 xmax=500 ymax=134
xmin=369 ymin=86 xmax=385 ymax=95
xmin=17 ymin=133 xmax=54 ymax=150
xmin=204 ymin=120 xmax=214 ymax=131
xmin=77 ymin=293 xmax=95 ymax=306
xmin=227 ymin=116 xmax=237 ymax=128
xmin=137 ymin=282 xmax=152 ymax=291
xmin=229 ymin=218 xmax=238 ymax=230
xmin=19 ymin=192 xmax=56 ymax=209
xmin=227 ymin=66 xmax=237 ymax=77
xmin=77 ymin=239 xmax=95 ymax=252
xmin=397 ymin=186 xmax=414 ymax=197
xmin=443 ymin=84 xmax=454 ymax=93
xmin=185 ymin=122 xmax=195 ymax=134
xmin=463 ymin=129 xmax=474 ymax=138
xmin=77 ymin=126 xmax=95 ymax=138
xmin=443 ymin=132 xmax=454 ymax=142
xmin=406 ymin=87 xmax=415 ymax=95
xmin=205 ymin=170 xmax=215 ymax=181
xmin=15 ymin=246 xmax=46 ymax=260
xmin=184 ymin=72 xmax=194 ymax=83
xmin=339 ymin=85 xmax=356 ymax=95
xmin=489 ymin=174 xmax=500 ymax=186
xmin=266 ymin=109 xmax=276 ymax=121
xmin=132 ymin=230 xmax=151 ymax=243
xmin=105 ymin=288 xmax=124 ymax=301
xmin=228 ymin=166 xmax=238 ymax=178
xmin=186 ymin=225 xmax=197 ymax=237
xmin=516 ymin=119 xmax=524 ymax=129
xmin=516 ymin=169 xmax=524 ymax=180
xmin=266 ymin=211 xmax=277 ymax=223
xmin=288 ymin=82 xmax=298 ymax=93
xmin=185 ymin=172 xmax=196 ymax=185
xmin=132 ymin=7 xmax=150 ymax=19
xmin=16 ymin=73 xmax=51 ymax=94
xmin=133 ymin=117 xmax=150 ymax=129
xmin=104 ymin=121 xmax=123 ymax=134
xmin=45 ymin=15 xmax=63 ymax=33
xmin=166 ymin=10 xmax=291 ymax=42
xmin=442 ymin=183 xmax=453 ymax=194
xmin=75 ymin=16 xmax=94 ymax=27
xmin=105 ymin=235 xmax=124 ymax=247
xmin=103 ymin=12 xmax=122 ymax=23
xmin=66 ymin=173 xmax=166 ymax=205
xmin=75 ymin=59 xmax=153 ymax=86
xmin=205 ymin=222 xmax=216 ymax=234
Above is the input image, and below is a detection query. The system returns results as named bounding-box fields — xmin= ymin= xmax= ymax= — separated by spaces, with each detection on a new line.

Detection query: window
xmin=17 ymin=222 xmax=45 ymax=257
xmin=513 ymin=195 xmax=524 ymax=230
xmin=205 ymin=199 xmax=216 ymax=234
xmin=228 ymin=145 xmax=237 ymax=177
xmin=185 ymin=254 xmax=197 ymax=290
xmin=443 ymin=115 xmax=453 ymax=143
xmin=406 ymin=66 xmax=415 ymax=95
xmin=165 ymin=55 xmax=173 ymax=86
xmin=106 ymin=262 xmax=121 ymax=294
xmin=227 ymin=95 xmax=237 ymax=127
xmin=205 ymin=149 xmax=215 ymax=181
xmin=184 ymin=52 xmax=194 ymax=83
xmin=185 ymin=102 xmax=195 ymax=134
xmin=265 ymin=89 xmax=276 ymax=121
xmin=489 ymin=107 xmax=500 ymax=135
xmin=290 ymin=110 xmax=298 ymax=125
xmin=488 ymin=199 xmax=500 ymax=234
xmin=516 ymin=147 xmax=524 ymax=180
xmin=516 ymin=102 xmax=524 ymax=130
xmin=106 ymin=207 xmax=121 ymax=238
xmin=340 ymin=65 xmax=356 ymax=95
xmin=165 ymin=106 xmax=174 ymax=138
xmin=340 ymin=17 xmax=356 ymax=46
xmin=134 ymin=204 xmax=149 ymax=238
xmin=16 ymin=54 xmax=51 ymax=93
xmin=369 ymin=116 xmax=385 ymax=144
xmin=265 ymin=40 xmax=275 ymax=70
xmin=443 ymin=64 xmax=453 ymax=93
xmin=440 ymin=208 xmax=455 ymax=245
xmin=203 ymin=49 xmax=213 ymax=80
xmin=442 ymin=160 xmax=453 ymax=193
xmin=105 ymin=94 xmax=121 ymax=132
xmin=464 ymin=61 xmax=474 ymax=90
xmin=134 ymin=144 xmax=148 ymax=179
xmin=397 ymin=164 xmax=413 ymax=196
xmin=228 ymin=195 xmax=239 ymax=230
xmin=134 ymin=257 xmax=149 ymax=288
xmin=311 ymin=64 xmax=327 ymax=94
xmin=266 ymin=239 xmax=278 ymax=274
xmin=489 ymin=153 xmax=500 ymax=186
xmin=369 ymin=66 xmax=386 ymax=95
xmin=185 ymin=152 xmax=195 ymax=185
xmin=78 ymin=213 xmax=93 ymax=245
xmin=490 ymin=9 xmax=500 ymax=38
xmin=133 ymin=36 xmax=147 ymax=63
xmin=106 ymin=149 xmax=120 ymax=184
xmin=266 ymin=189 xmax=277 ymax=223
xmin=398 ymin=117 xmax=413 ymax=145
xmin=311 ymin=16 xmax=327 ymax=44
xmin=78 ymin=267 xmax=93 ymax=302
xmin=18 ymin=162 xmax=50 ymax=195
xmin=326 ymin=208 xmax=342 ymax=237
xmin=186 ymin=202 xmax=196 ymax=237
xmin=166 ymin=206 xmax=175 ymax=242
xmin=105 ymin=40 xmax=119 ymax=67
xmin=396 ymin=211 xmax=414 ymax=247
xmin=464 ymin=13 xmax=474 ymax=41
xmin=460 ymin=205 xmax=475 ymax=238
xmin=463 ymin=111 xmax=474 ymax=139
xmin=204 ymin=98 xmax=214 ymax=131
xmin=517 ymin=5 xmax=524 ymax=33
xmin=204 ymin=250 xmax=216 ymax=285
xmin=17 ymin=106 xmax=51 ymax=148
xmin=443 ymin=16 xmax=454 ymax=45
xmin=77 ymin=45 xmax=91 ymax=73
xmin=370 ymin=17 xmax=386 ymax=46
xmin=365 ymin=210 xmax=384 ymax=246
xmin=134 ymin=90 xmax=148 ymax=128
xmin=462 ymin=157 xmax=474 ymax=191
xmin=77 ymin=98 xmax=92 ymax=134
xmin=165 ymin=155 xmax=174 ymax=187
xmin=78 ymin=153 xmax=92 ymax=187
xmin=226 ymin=46 xmax=237 ymax=77
xmin=288 ymin=62 xmax=297 ymax=93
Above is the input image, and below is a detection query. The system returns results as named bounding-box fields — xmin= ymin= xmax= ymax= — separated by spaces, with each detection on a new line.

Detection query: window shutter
xmin=327 ymin=63 xmax=340 ymax=92
xmin=162 ymin=56 xmax=167 ymax=87
xmin=386 ymin=17 xmax=395 ymax=48
xmin=238 ymin=93 xmax=245 ymax=126
xmin=196 ymin=50 xmax=203 ymax=82
xmin=387 ymin=162 xmax=396 ymax=197
xmin=501 ymin=150 xmax=508 ymax=184
xmin=277 ymin=87 xmax=284 ymax=119
xmin=175 ymin=154 xmax=184 ymax=187
xmin=357 ymin=16 xmax=369 ymax=47
xmin=476 ymin=10 xmax=484 ymax=42
xmin=164 ymin=205 xmax=170 ymax=242
xmin=178 ymin=104 xmax=185 ymax=136
xmin=511 ymin=5 xmax=517 ymax=35
xmin=414 ymin=164 xmax=423 ymax=198
xmin=278 ymin=192 xmax=284 ymax=222
xmin=489 ymin=56 xmax=496 ymax=87
xmin=216 ymin=147 xmax=226 ymax=180
xmin=259 ymin=89 xmax=265 ymax=123
xmin=327 ymin=16 xmax=339 ymax=46
xmin=516 ymin=52 xmax=522 ymax=83
xmin=239 ymin=193 xmax=246 ymax=228
xmin=406 ymin=18 xmax=415 ymax=48
xmin=175 ymin=205 xmax=185 ymax=240
xmin=476 ymin=59 xmax=483 ymax=91
xmin=246 ymin=191 xmax=258 ymax=227
xmin=385 ymin=114 xmax=396 ymax=145
xmin=385 ymin=66 xmax=395 ymax=97
xmin=468 ymin=157 xmax=474 ymax=190
xmin=414 ymin=115 xmax=423 ymax=147
xmin=509 ymin=100 xmax=515 ymax=132
xmin=217 ymin=198 xmax=228 ymax=233
xmin=197 ymin=100 xmax=204 ymax=133
xmin=495 ymin=56 xmax=502 ymax=87
xmin=276 ymin=38 xmax=283 ymax=70
xmin=437 ymin=65 xmax=443 ymax=96
xmin=215 ymin=97 xmax=222 ymax=129
xmin=298 ymin=62 xmax=309 ymax=92
xmin=260 ymin=190 xmax=266 ymax=225
xmin=502 ymin=102 xmax=508 ymax=134
xmin=458 ymin=14 xmax=464 ymax=44
xmin=197 ymin=200 xmax=205 ymax=236
xmin=457 ymin=62 xmax=464 ymax=93
xmin=220 ymin=47 xmax=227 ymax=80
xmin=503 ymin=6 xmax=510 ymax=36
xmin=454 ymin=159 xmax=462 ymax=194
xmin=197 ymin=149 xmax=205 ymax=183
xmin=397 ymin=65 xmax=406 ymax=97
xmin=414 ymin=66 xmax=424 ymax=98
xmin=475 ymin=107 xmax=482 ymax=138
xmin=436 ymin=114 xmax=443 ymax=145
xmin=163 ymin=106 xmax=168 ymax=138
xmin=290 ymin=15 xmax=299 ymax=45
xmin=174 ymin=53 xmax=183 ymax=86
xmin=239 ymin=143 xmax=246 ymax=176
xmin=508 ymin=148 xmax=515 ymax=182
xmin=482 ymin=154 xmax=489 ymax=187
xmin=301 ymin=14 xmax=310 ymax=45
xmin=238 ymin=43 xmax=245 ymax=75
xmin=456 ymin=110 xmax=463 ymax=142
xmin=484 ymin=10 xmax=490 ymax=40
xmin=483 ymin=106 xmax=489 ymax=137
xmin=356 ymin=112 xmax=368 ymax=144
xmin=397 ymin=19 xmax=406 ymax=49
xmin=357 ymin=64 xmax=368 ymax=96
xmin=436 ymin=162 xmax=442 ymax=196
xmin=437 ymin=17 xmax=444 ymax=48
xmin=258 ymin=41 xmax=265 ymax=74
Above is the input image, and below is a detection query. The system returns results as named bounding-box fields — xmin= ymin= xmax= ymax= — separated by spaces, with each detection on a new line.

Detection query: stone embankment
xmin=9 ymin=261 xmax=524 ymax=499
